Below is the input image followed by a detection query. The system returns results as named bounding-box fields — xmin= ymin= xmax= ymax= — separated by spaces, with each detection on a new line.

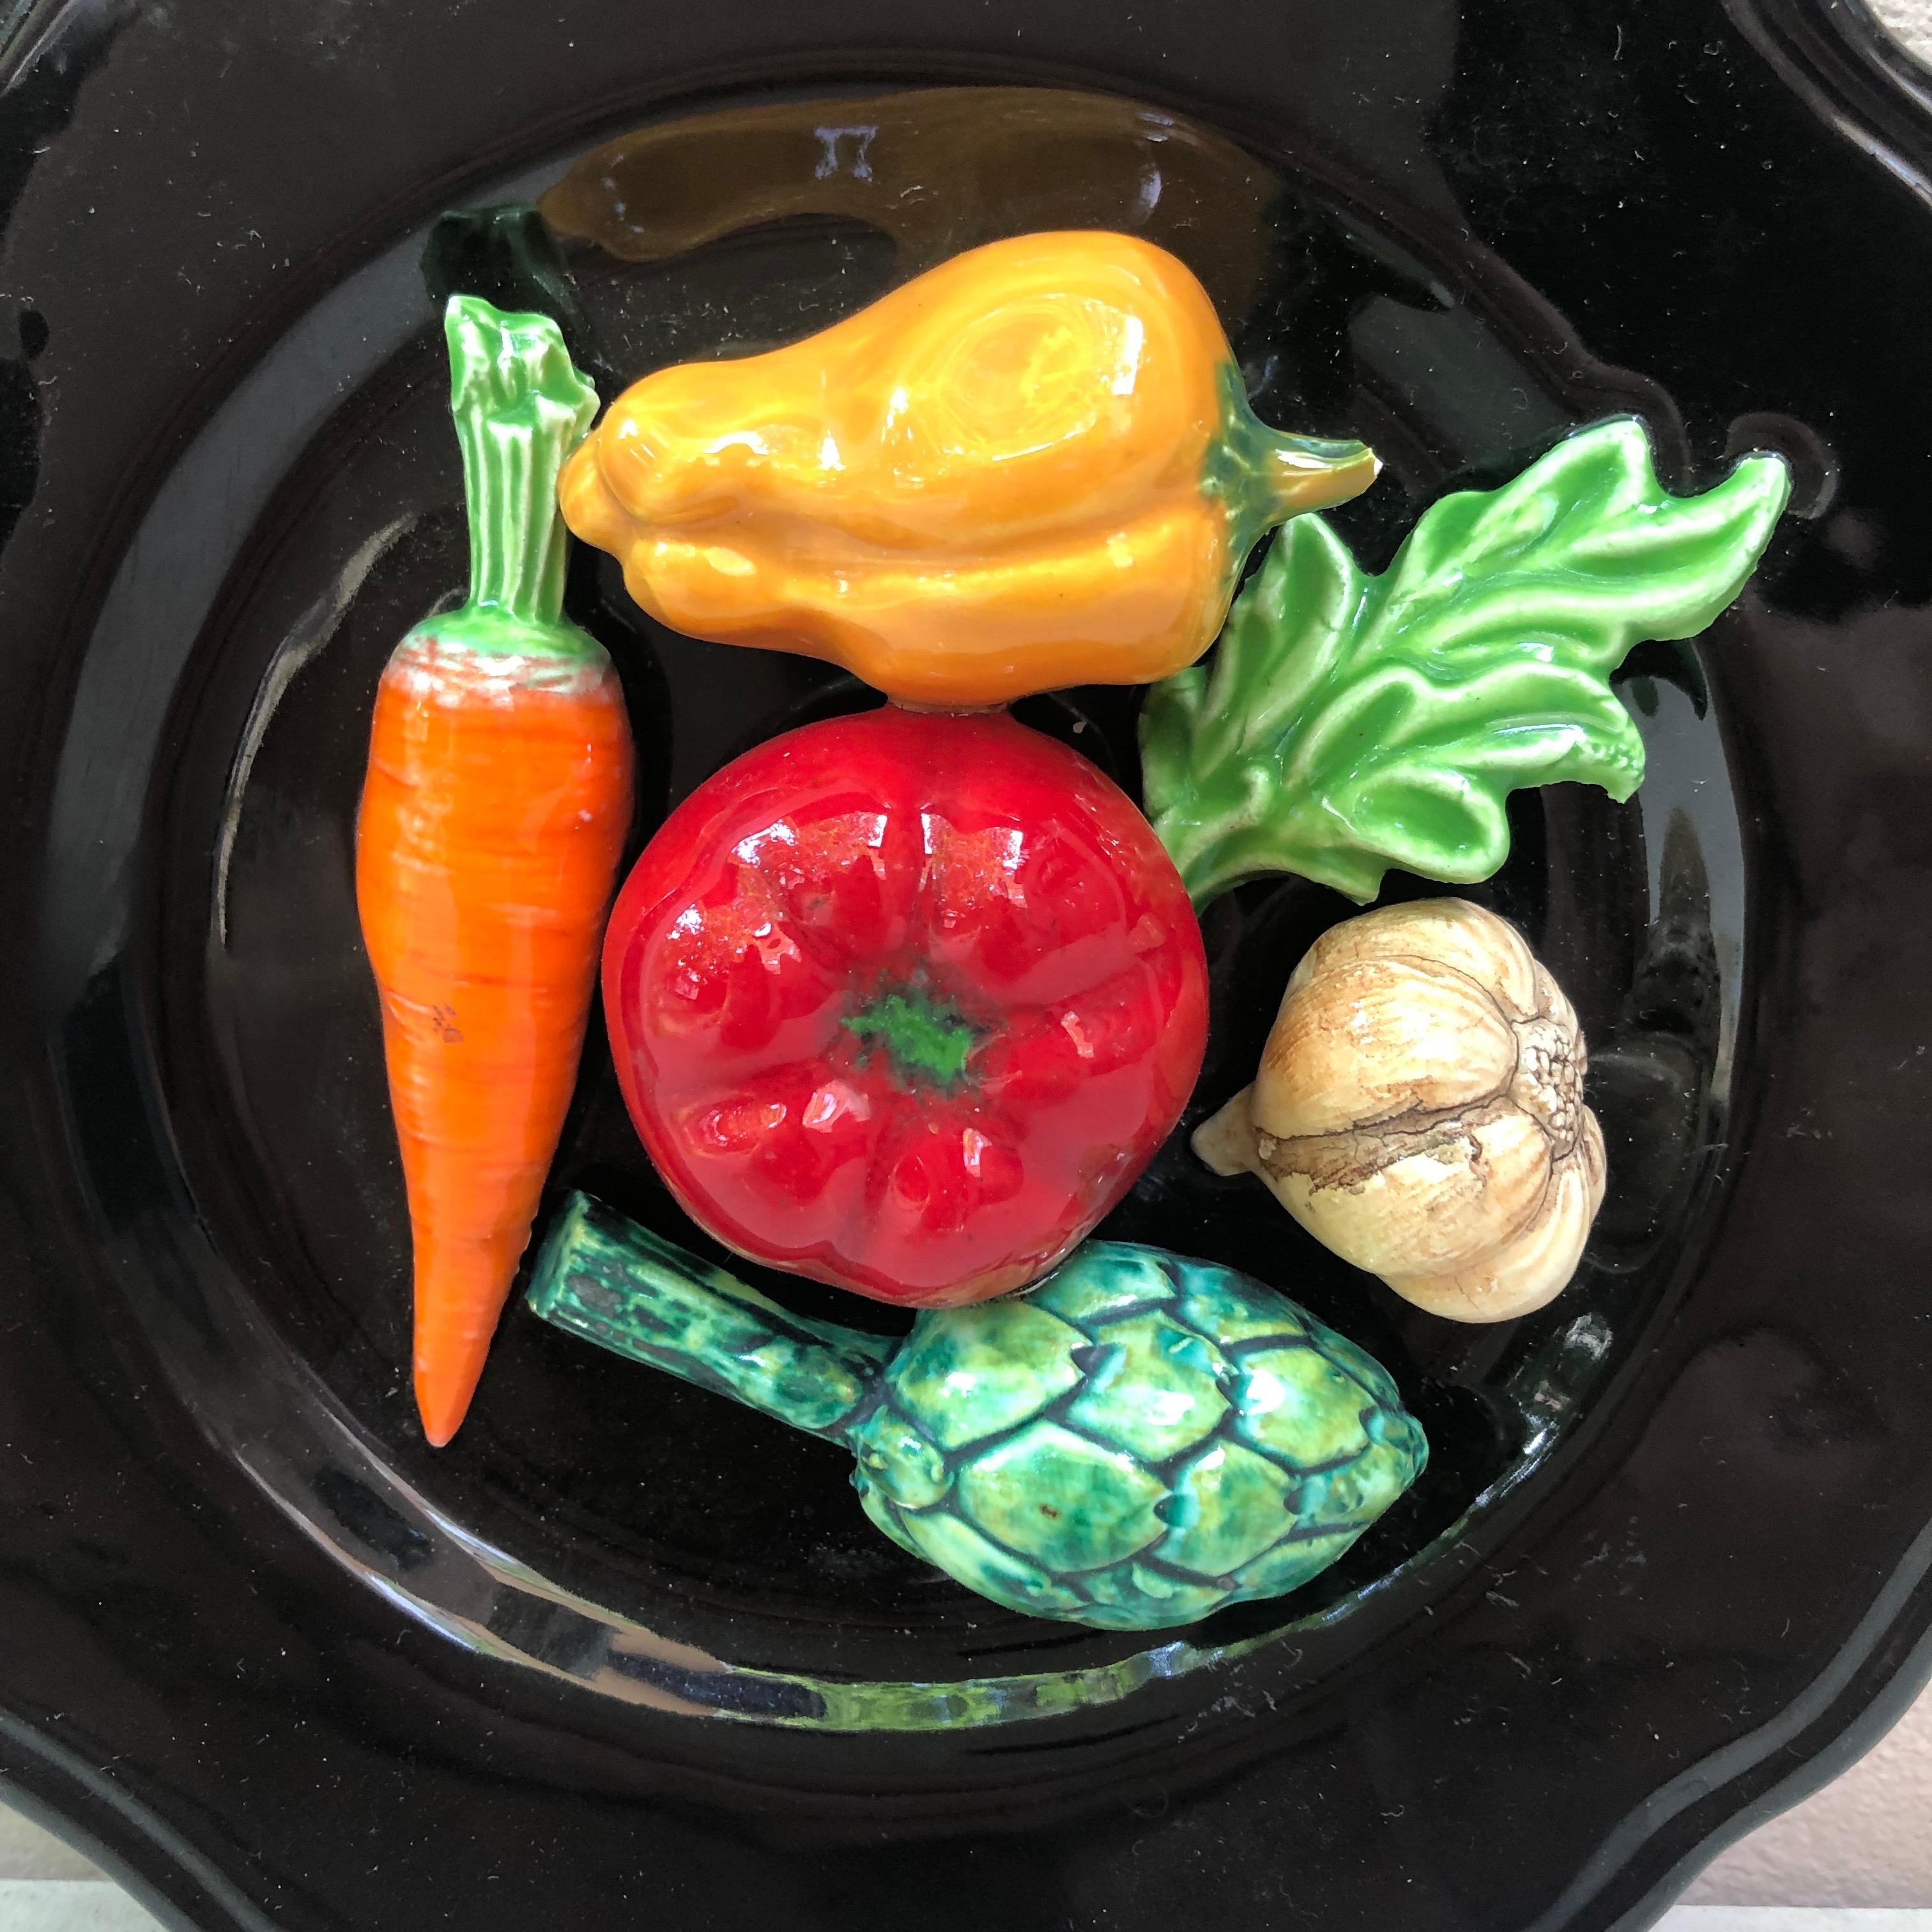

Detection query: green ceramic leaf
xmin=1141 ymin=417 xmax=1791 ymax=905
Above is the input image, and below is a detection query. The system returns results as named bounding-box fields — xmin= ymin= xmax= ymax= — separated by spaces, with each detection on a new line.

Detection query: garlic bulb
xmin=1193 ymin=898 xmax=1605 ymax=1322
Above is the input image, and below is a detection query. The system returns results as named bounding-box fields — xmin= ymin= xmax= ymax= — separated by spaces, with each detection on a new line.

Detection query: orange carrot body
xmin=355 ymin=296 xmax=627 ymax=1445
xmin=358 ymin=636 xmax=631 ymax=1445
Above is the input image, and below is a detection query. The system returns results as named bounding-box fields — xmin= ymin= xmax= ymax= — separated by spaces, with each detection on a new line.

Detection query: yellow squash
xmin=559 ymin=231 xmax=1379 ymax=708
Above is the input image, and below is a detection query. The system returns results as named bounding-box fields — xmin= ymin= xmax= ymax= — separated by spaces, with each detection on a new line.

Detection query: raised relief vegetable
xmin=601 ymin=705 xmax=1208 ymax=1307
xmin=559 ymin=230 xmax=1377 ymax=708
xmin=1195 ymin=900 xmax=1604 ymax=1322
xmin=531 ymin=1195 xmax=1428 ymax=1631
xmin=1142 ymin=417 xmax=1791 ymax=905
xmin=356 ymin=297 xmax=632 ymax=1445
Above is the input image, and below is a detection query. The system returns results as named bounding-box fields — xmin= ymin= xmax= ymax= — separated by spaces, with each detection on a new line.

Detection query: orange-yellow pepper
xmin=559 ymin=230 xmax=1379 ymax=709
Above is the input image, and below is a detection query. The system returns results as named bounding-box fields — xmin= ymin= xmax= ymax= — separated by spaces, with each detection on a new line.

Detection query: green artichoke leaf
xmin=1142 ymin=417 xmax=1791 ymax=906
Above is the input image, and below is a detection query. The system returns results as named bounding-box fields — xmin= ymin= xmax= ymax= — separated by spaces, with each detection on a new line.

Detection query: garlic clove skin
xmin=1287 ymin=897 xmax=1540 ymax=1020
xmin=1254 ymin=1103 xmax=1555 ymax=1277
xmin=1250 ymin=956 xmax=1519 ymax=1141
xmin=1192 ymin=897 xmax=1604 ymax=1323
xmin=1384 ymin=1108 xmax=1606 ymax=1322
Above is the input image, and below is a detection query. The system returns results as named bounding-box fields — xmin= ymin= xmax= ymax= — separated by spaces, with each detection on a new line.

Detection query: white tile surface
xmin=1870 ymin=0 xmax=1932 ymax=64
xmin=1663 ymin=1917 xmax=1932 ymax=1931
xmin=0 ymin=1882 xmax=162 ymax=1930
xmin=0 ymin=1813 xmax=93 ymax=1885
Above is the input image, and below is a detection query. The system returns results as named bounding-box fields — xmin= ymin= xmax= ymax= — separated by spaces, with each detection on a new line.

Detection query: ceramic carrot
xmin=356 ymin=295 xmax=632 ymax=1446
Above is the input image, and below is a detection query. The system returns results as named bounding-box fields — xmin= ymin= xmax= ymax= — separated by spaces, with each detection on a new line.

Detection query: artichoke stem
xmin=526 ymin=1193 xmax=891 ymax=1441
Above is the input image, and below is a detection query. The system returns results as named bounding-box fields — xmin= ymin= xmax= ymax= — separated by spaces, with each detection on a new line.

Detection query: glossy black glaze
xmin=1 ymin=3 xmax=1929 ymax=1929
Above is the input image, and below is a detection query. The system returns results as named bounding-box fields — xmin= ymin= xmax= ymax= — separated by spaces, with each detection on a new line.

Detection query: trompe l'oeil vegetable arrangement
xmin=354 ymin=227 xmax=1790 ymax=1627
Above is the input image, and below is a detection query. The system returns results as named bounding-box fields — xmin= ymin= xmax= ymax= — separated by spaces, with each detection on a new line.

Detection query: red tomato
xmin=602 ymin=707 xmax=1208 ymax=1306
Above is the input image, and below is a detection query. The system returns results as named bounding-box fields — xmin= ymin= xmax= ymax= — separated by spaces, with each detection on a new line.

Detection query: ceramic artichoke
xmin=530 ymin=1193 xmax=1427 ymax=1631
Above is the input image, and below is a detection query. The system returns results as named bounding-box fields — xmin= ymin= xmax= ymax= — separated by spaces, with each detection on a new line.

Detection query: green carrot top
xmin=443 ymin=293 xmax=601 ymax=640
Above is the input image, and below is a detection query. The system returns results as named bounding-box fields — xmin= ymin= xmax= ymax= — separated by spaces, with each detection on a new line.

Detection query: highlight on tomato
xmin=601 ymin=706 xmax=1209 ymax=1307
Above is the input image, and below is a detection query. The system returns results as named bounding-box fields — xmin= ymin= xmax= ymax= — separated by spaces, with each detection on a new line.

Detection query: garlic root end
xmin=1193 ymin=1087 xmax=1262 ymax=1177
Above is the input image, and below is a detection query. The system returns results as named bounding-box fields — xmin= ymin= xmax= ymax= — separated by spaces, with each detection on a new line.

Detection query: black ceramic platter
xmin=5 ymin=2 xmax=1932 ymax=1928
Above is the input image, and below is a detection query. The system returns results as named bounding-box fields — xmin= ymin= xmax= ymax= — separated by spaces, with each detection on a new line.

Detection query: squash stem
xmin=445 ymin=294 xmax=599 ymax=637
xmin=1206 ymin=364 xmax=1379 ymax=553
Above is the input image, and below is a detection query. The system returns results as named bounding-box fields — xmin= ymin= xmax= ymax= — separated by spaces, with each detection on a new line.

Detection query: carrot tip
xmin=415 ymin=1372 xmax=476 ymax=1448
